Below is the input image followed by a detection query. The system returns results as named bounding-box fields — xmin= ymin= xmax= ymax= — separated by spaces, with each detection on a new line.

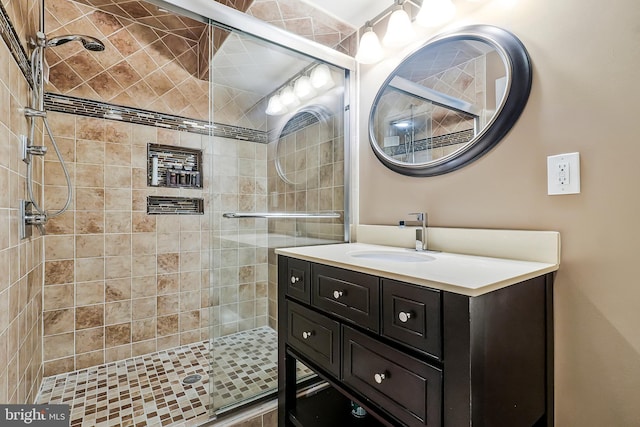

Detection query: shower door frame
xmin=146 ymin=0 xmax=357 ymax=419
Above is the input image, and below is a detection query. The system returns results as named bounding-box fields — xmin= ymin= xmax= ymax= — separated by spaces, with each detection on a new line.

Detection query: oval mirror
xmin=369 ymin=25 xmax=532 ymax=177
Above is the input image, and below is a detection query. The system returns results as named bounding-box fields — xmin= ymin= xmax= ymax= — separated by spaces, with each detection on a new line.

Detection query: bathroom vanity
xmin=276 ymin=236 xmax=558 ymax=427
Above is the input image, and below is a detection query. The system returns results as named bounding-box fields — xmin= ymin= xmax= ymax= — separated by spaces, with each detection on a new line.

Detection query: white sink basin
xmin=347 ymin=250 xmax=436 ymax=263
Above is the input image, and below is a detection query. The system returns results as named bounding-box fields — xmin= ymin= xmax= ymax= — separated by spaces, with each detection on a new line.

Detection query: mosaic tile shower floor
xmin=36 ymin=327 xmax=305 ymax=427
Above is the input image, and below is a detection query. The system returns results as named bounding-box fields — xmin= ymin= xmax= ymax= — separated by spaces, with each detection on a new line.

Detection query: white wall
xmin=357 ymin=0 xmax=640 ymax=425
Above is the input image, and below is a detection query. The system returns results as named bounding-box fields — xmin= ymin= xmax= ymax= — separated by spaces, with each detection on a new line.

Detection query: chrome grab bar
xmin=223 ymin=212 xmax=340 ymax=219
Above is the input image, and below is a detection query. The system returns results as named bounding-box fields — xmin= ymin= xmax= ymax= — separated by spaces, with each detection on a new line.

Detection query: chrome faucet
xmin=405 ymin=212 xmax=428 ymax=251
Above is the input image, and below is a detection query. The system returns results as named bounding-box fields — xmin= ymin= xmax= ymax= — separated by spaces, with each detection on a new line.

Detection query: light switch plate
xmin=547 ymin=152 xmax=580 ymax=195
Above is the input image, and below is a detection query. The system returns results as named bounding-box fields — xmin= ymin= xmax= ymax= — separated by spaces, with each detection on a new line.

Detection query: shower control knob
xmin=302 ymin=331 xmax=313 ymax=339
xmin=333 ymin=290 xmax=343 ymax=299
xmin=290 ymin=276 xmax=299 ymax=284
xmin=374 ymin=373 xmax=386 ymax=384
xmin=398 ymin=311 xmax=412 ymax=323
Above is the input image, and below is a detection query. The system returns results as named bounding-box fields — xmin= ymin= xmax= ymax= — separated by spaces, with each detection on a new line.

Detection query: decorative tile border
xmin=147 ymin=196 xmax=204 ymax=215
xmin=279 ymin=111 xmax=320 ymax=138
xmin=44 ymin=93 xmax=268 ymax=143
xmin=382 ymin=129 xmax=475 ymax=157
xmin=0 ymin=1 xmax=33 ymax=87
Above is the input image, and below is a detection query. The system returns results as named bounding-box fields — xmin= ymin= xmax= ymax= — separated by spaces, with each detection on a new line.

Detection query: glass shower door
xmin=206 ymin=21 xmax=349 ymax=416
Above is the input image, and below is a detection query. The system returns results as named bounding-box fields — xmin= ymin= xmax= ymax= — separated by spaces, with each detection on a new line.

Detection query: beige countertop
xmin=275 ymin=242 xmax=559 ymax=297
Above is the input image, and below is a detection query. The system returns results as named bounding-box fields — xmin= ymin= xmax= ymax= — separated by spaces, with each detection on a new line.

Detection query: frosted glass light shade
xmin=355 ymin=27 xmax=384 ymax=64
xmin=280 ymin=86 xmax=300 ymax=108
xmin=310 ymin=64 xmax=335 ymax=90
xmin=294 ymin=76 xmax=316 ymax=100
xmin=265 ymin=95 xmax=286 ymax=115
xmin=416 ymin=0 xmax=456 ymax=27
xmin=383 ymin=6 xmax=415 ymax=47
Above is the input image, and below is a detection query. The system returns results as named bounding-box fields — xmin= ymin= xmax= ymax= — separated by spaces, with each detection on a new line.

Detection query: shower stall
xmin=31 ymin=0 xmax=354 ymax=424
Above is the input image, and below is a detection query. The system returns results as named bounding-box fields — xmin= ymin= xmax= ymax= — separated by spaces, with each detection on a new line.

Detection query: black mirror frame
xmin=368 ymin=25 xmax=532 ymax=177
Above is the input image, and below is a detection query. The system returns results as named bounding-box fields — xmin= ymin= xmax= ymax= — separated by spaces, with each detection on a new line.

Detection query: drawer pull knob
xmin=290 ymin=276 xmax=300 ymax=284
xmin=302 ymin=331 xmax=313 ymax=339
xmin=398 ymin=311 xmax=412 ymax=323
xmin=333 ymin=290 xmax=343 ymax=299
xmin=374 ymin=373 xmax=386 ymax=384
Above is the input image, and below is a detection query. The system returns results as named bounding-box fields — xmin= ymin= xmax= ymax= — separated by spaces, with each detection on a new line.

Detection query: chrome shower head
xmin=46 ymin=34 xmax=105 ymax=52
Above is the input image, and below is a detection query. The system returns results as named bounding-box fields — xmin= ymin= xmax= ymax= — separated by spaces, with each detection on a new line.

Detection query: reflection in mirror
xmin=275 ymin=106 xmax=333 ymax=186
xmin=369 ymin=25 xmax=532 ymax=176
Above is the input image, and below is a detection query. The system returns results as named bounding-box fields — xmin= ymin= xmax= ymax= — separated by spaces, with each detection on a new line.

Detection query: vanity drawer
xmin=342 ymin=326 xmax=442 ymax=427
xmin=286 ymin=258 xmax=311 ymax=304
xmin=287 ymin=301 xmax=340 ymax=376
xmin=382 ymin=279 xmax=442 ymax=359
xmin=312 ymin=264 xmax=380 ymax=333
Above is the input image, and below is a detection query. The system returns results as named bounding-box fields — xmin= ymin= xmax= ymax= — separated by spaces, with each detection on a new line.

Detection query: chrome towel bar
xmin=223 ymin=212 xmax=340 ymax=219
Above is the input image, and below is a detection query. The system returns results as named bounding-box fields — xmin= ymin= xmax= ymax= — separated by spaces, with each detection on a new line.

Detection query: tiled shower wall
xmin=41 ymin=112 xmax=273 ymax=374
xmin=0 ymin=0 xmax=45 ymax=403
xmin=41 ymin=112 xmax=214 ymax=376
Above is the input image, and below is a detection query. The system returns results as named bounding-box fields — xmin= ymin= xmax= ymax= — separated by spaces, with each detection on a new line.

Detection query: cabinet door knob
xmin=302 ymin=331 xmax=313 ymax=339
xmin=398 ymin=311 xmax=412 ymax=323
xmin=290 ymin=276 xmax=300 ymax=284
xmin=374 ymin=373 xmax=386 ymax=384
xmin=333 ymin=290 xmax=343 ymax=299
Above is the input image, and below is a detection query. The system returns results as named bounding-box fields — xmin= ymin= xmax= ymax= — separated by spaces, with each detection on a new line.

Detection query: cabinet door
xmin=287 ymin=301 xmax=340 ymax=376
xmin=382 ymin=279 xmax=441 ymax=359
xmin=343 ymin=326 xmax=442 ymax=427
xmin=312 ymin=264 xmax=380 ymax=332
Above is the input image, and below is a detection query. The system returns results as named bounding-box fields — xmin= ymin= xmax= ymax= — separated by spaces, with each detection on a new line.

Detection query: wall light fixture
xmin=383 ymin=2 xmax=416 ymax=47
xmin=355 ymin=0 xmax=459 ymax=64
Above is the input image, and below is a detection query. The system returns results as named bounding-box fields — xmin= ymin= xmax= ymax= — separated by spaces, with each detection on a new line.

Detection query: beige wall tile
xmin=105 ymin=234 xmax=131 ymax=256
xmin=75 ymin=188 xmax=105 ymax=211
xmin=105 ymin=211 xmax=131 ymax=233
xmin=132 ymin=233 xmax=156 ymax=255
xmin=45 ymin=236 xmax=75 ymax=260
xmin=76 ymin=281 xmax=105 ymax=306
xmin=105 ymin=278 xmax=131 ymax=302
xmin=157 ymin=294 xmax=179 ymax=316
xmin=105 ymin=344 xmax=131 ymax=363
xmin=105 ymin=323 xmax=131 ymax=347
xmin=76 ymin=140 xmax=105 ymax=164
xmin=44 ymin=309 xmax=74 ymax=335
xmin=105 ymin=300 xmax=132 ymax=325
xmin=132 ymin=297 xmax=156 ymax=320
xmin=75 ymin=305 xmax=104 ymax=330
xmin=105 ymin=188 xmax=132 ymax=211
xmin=44 ymin=357 xmax=74 ymax=377
xmin=75 ymin=327 xmax=104 ymax=354
xmin=75 ymin=350 xmax=104 ymax=370
xmin=76 ymin=211 xmax=105 ymax=234
xmin=43 ymin=284 xmax=74 ymax=311
xmin=75 ymin=234 xmax=104 ymax=258
xmin=131 ymin=275 xmax=156 ymax=298
xmin=75 ymin=258 xmax=105 ymax=282
xmin=44 ymin=260 xmax=74 ymax=285
xmin=105 ymin=256 xmax=132 ymax=279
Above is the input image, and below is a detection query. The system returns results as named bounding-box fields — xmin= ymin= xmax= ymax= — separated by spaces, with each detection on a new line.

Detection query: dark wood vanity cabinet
xmin=277 ymin=256 xmax=554 ymax=427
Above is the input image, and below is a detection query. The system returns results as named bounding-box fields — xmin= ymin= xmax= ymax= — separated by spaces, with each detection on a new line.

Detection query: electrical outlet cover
xmin=547 ymin=152 xmax=580 ymax=195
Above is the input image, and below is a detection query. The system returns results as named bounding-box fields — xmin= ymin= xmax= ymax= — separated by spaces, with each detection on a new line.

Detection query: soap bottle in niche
xmin=151 ymin=155 xmax=159 ymax=186
xmin=169 ymin=166 xmax=178 ymax=185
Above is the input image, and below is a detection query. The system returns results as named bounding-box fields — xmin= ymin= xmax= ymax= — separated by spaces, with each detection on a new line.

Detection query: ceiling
xmin=46 ymin=0 xmax=394 ymax=124
xmin=302 ymin=0 xmax=393 ymax=28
